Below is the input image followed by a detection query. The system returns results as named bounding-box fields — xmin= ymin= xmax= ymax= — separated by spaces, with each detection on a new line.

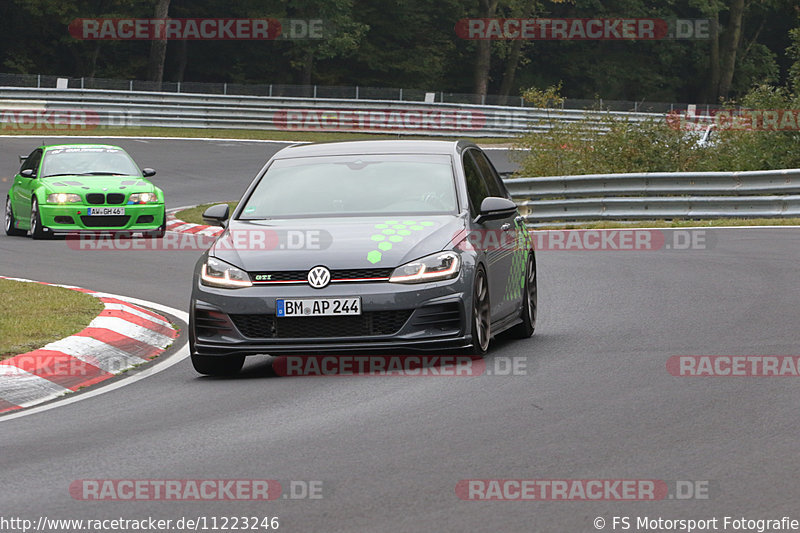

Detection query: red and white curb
xmin=166 ymin=207 xmax=223 ymax=237
xmin=0 ymin=277 xmax=178 ymax=414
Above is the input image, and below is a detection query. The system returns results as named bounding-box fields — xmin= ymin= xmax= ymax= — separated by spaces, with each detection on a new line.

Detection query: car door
xmin=469 ymin=148 xmax=521 ymax=321
xmin=462 ymin=148 xmax=514 ymax=322
xmin=13 ymin=148 xmax=42 ymax=227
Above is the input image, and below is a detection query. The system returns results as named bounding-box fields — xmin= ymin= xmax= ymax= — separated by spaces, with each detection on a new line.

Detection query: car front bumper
xmin=39 ymin=203 xmax=165 ymax=233
xmin=190 ymin=274 xmax=475 ymax=356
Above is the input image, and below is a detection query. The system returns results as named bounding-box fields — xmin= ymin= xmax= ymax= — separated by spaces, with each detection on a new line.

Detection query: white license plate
xmin=277 ymin=298 xmax=361 ymax=317
xmin=87 ymin=207 xmax=125 ymax=216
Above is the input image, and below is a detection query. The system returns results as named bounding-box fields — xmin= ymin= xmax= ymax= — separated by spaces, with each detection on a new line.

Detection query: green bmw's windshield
xmin=239 ymin=154 xmax=457 ymax=219
xmin=41 ymin=147 xmax=141 ymax=178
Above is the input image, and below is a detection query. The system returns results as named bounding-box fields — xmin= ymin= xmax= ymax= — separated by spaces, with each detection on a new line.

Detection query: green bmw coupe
xmin=4 ymin=144 xmax=166 ymax=239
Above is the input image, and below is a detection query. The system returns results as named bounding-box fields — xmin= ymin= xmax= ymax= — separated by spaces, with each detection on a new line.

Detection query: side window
xmin=20 ymin=149 xmax=42 ymax=175
xmin=462 ymin=150 xmax=488 ymax=215
xmin=471 ymin=150 xmax=508 ymax=199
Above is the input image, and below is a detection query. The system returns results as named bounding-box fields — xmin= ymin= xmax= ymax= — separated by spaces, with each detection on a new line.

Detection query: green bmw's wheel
xmin=5 ymin=196 xmax=26 ymax=236
xmin=29 ymin=198 xmax=50 ymax=240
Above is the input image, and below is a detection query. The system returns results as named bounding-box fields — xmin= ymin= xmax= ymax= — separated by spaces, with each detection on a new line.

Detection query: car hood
xmin=41 ymin=175 xmax=155 ymax=194
xmin=211 ymin=215 xmax=468 ymax=271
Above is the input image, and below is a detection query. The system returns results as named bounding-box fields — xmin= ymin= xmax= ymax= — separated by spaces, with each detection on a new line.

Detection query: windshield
xmin=239 ymin=154 xmax=457 ymax=219
xmin=41 ymin=147 xmax=141 ymax=178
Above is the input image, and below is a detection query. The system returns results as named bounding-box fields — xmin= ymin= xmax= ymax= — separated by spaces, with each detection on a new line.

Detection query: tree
xmin=146 ymin=0 xmax=171 ymax=83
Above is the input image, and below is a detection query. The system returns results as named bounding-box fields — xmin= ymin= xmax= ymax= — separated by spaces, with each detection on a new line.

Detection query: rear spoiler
xmin=18 ymin=155 xmax=27 ymax=164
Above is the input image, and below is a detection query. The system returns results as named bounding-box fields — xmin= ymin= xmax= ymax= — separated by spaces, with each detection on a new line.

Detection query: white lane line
xmin=0 ymin=295 xmax=189 ymax=422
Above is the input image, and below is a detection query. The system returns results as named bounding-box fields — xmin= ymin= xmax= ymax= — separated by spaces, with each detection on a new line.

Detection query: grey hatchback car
xmin=189 ymin=140 xmax=536 ymax=375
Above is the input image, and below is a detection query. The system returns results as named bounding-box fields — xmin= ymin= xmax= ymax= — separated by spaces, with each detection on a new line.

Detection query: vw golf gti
xmin=189 ymin=140 xmax=536 ymax=376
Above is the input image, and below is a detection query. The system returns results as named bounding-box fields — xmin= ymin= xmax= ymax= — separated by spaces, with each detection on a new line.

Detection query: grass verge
xmin=175 ymin=202 xmax=239 ymax=225
xmin=0 ymin=279 xmax=104 ymax=360
xmin=0 ymin=126 xmax=512 ymax=145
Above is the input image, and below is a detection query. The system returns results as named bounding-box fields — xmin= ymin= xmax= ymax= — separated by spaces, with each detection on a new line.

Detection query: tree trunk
xmin=146 ymin=0 xmax=171 ymax=83
xmin=498 ymin=39 xmax=524 ymax=100
xmin=708 ymin=11 xmax=720 ymax=102
xmin=472 ymin=0 xmax=500 ymax=99
xmin=302 ymin=49 xmax=314 ymax=86
xmin=175 ymin=39 xmax=188 ymax=82
xmin=717 ymin=0 xmax=746 ymax=100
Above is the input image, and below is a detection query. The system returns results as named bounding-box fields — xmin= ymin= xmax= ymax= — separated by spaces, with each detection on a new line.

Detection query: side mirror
xmin=202 ymin=204 xmax=230 ymax=227
xmin=142 ymin=168 xmax=156 ymax=177
xmin=20 ymin=169 xmax=35 ymax=178
xmin=475 ymin=197 xmax=517 ymax=224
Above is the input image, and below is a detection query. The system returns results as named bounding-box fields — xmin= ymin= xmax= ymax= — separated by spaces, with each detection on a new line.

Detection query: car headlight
xmin=46 ymin=193 xmax=81 ymax=204
xmin=389 ymin=251 xmax=461 ymax=284
xmin=200 ymin=257 xmax=253 ymax=289
xmin=128 ymin=192 xmax=158 ymax=204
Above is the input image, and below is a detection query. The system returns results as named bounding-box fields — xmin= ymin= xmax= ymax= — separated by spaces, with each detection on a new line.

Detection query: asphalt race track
xmin=2 ymin=137 xmax=800 ymax=532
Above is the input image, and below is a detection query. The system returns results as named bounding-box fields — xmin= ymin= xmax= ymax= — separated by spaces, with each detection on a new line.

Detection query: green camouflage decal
xmin=367 ymin=220 xmax=435 ymax=264
xmin=503 ymin=219 xmax=531 ymax=301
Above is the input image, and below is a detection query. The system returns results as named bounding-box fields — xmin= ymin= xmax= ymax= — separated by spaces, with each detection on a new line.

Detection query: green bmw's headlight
xmin=129 ymin=192 xmax=158 ymax=204
xmin=389 ymin=251 xmax=461 ymax=284
xmin=46 ymin=193 xmax=81 ymax=204
xmin=201 ymin=257 xmax=252 ymax=289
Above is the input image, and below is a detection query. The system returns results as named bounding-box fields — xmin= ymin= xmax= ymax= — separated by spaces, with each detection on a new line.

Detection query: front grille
xmin=332 ymin=268 xmax=393 ymax=280
xmin=409 ymin=303 xmax=462 ymax=332
xmin=106 ymin=193 xmax=125 ymax=204
xmin=229 ymin=310 xmax=412 ymax=339
xmin=80 ymin=215 xmax=130 ymax=228
xmin=250 ymin=268 xmax=393 ymax=284
xmin=86 ymin=193 xmax=105 ymax=205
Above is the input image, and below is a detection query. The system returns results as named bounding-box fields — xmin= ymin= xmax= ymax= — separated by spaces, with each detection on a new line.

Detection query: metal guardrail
xmin=0 ymin=87 xmax=660 ymax=138
xmin=507 ymin=169 xmax=800 ymax=225
xmin=0 ymin=72 xmax=702 ymax=113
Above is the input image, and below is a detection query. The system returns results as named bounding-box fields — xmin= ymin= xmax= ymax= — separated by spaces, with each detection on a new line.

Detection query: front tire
xmin=29 ymin=197 xmax=50 ymax=240
xmin=509 ymin=254 xmax=537 ymax=339
xmin=191 ymin=354 xmax=245 ymax=376
xmin=469 ymin=267 xmax=491 ymax=355
xmin=4 ymin=196 xmax=26 ymax=236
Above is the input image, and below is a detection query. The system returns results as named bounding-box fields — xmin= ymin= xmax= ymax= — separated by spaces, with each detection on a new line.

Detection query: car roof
xmin=40 ymin=144 xmax=125 ymax=151
xmin=272 ymin=139 xmax=476 ymax=159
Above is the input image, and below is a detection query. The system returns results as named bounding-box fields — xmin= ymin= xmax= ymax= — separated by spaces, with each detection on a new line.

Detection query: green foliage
xmin=515 ymin=82 xmax=800 ymax=176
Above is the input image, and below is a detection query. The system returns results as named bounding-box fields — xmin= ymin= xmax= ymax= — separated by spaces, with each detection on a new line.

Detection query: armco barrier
xmin=507 ymin=169 xmax=800 ymax=225
xmin=0 ymin=87 xmax=659 ymax=137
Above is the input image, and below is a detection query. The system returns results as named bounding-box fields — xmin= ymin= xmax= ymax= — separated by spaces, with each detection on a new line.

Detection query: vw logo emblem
xmin=307 ymin=266 xmax=331 ymax=289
